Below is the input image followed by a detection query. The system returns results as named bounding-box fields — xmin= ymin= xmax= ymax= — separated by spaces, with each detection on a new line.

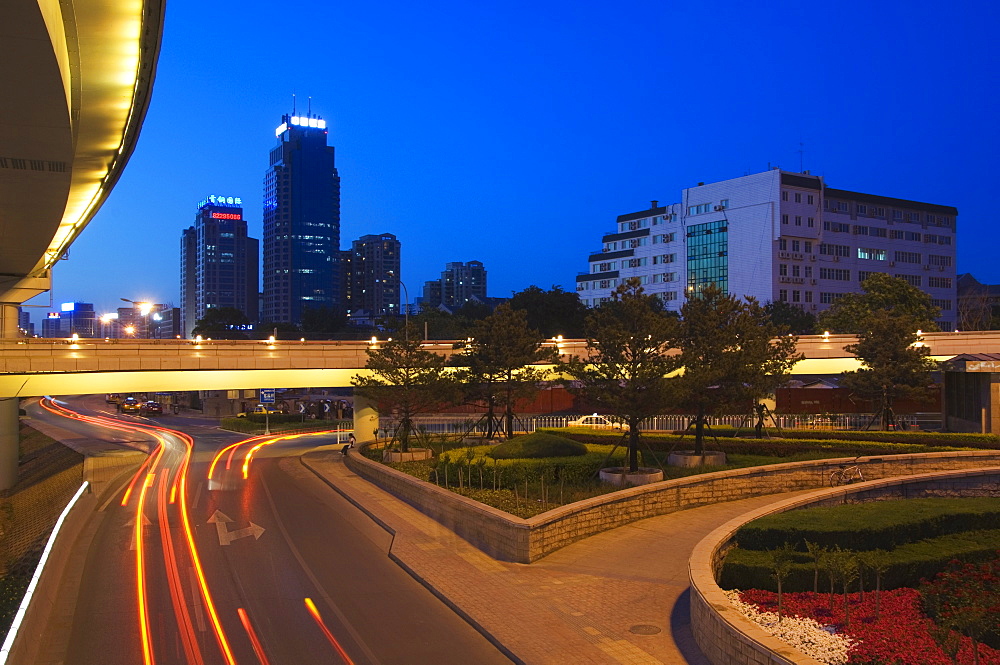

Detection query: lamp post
xmin=120 ymin=298 xmax=152 ymax=338
xmin=389 ymin=271 xmax=409 ymax=341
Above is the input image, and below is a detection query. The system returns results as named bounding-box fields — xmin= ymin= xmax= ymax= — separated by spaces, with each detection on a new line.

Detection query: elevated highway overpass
xmin=2 ymin=331 xmax=998 ymax=398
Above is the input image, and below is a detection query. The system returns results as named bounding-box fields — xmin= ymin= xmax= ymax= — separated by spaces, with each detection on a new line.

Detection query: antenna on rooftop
xmin=308 ymin=96 xmax=312 ymax=116
xmin=292 ymin=93 xmax=297 ymax=115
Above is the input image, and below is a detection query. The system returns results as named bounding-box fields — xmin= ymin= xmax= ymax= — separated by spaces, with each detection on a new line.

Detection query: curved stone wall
xmin=344 ymin=445 xmax=1000 ymax=563
xmin=687 ymin=467 xmax=1000 ymax=665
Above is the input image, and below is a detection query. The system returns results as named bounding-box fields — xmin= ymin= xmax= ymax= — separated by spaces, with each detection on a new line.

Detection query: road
xmin=25 ymin=396 xmax=511 ymax=665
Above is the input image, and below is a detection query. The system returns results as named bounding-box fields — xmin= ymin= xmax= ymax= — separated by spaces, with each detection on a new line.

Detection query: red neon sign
xmin=211 ymin=212 xmax=242 ymax=220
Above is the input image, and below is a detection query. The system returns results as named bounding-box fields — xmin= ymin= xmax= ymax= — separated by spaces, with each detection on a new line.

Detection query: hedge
xmin=433 ymin=445 xmax=631 ymax=489
xmin=488 ymin=433 xmax=587 ymax=459
xmin=220 ymin=417 xmax=351 ymax=434
xmin=719 ymin=529 xmax=1000 ymax=592
xmin=543 ymin=429 xmax=970 ymax=458
xmin=733 ymin=498 xmax=1000 ymax=552
xmin=689 ymin=427 xmax=1000 ymax=449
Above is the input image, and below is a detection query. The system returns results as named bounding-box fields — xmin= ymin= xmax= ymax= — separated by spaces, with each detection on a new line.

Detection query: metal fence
xmin=377 ymin=412 xmax=933 ymax=436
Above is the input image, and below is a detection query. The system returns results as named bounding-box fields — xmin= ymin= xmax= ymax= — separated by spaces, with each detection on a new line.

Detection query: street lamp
xmin=120 ymin=298 xmax=153 ymax=338
xmin=388 ymin=271 xmax=409 ymax=341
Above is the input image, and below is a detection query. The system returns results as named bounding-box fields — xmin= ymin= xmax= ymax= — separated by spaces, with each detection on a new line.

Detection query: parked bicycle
xmin=830 ymin=458 xmax=865 ymax=486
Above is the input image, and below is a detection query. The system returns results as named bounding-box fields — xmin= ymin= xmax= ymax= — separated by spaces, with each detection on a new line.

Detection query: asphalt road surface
xmin=26 ymin=396 xmax=511 ymax=665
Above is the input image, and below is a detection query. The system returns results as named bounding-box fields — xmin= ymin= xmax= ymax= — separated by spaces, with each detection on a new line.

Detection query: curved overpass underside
xmin=0 ymin=0 xmax=164 ymax=306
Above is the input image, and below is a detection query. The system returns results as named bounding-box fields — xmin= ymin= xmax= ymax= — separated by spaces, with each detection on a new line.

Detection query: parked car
xmin=120 ymin=398 xmax=142 ymax=414
xmin=236 ymin=404 xmax=284 ymax=418
xmin=567 ymin=413 xmax=628 ymax=430
xmin=140 ymin=401 xmax=163 ymax=416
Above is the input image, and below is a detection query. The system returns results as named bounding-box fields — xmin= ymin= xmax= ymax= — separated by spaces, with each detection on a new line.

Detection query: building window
xmin=928 ymin=254 xmax=952 ymax=267
xmin=928 ymin=276 xmax=952 ymax=289
xmin=857 ymin=204 xmax=867 ymax=216
xmin=804 ymin=241 xmax=812 ymax=253
xmin=857 ymin=247 xmax=887 ymax=261
xmin=778 ymin=239 xmax=788 ymax=250
xmin=792 ymin=290 xmax=801 ymax=303
xmin=687 ymin=203 xmax=711 ymax=215
xmin=807 ymin=217 xmax=815 ymax=228
xmin=792 ymin=265 xmax=801 ymax=277
xmin=819 ymin=243 xmax=850 ymax=257
xmin=823 ymin=221 xmax=851 ymax=233
xmin=795 ymin=216 xmax=802 ymax=226
xmin=804 ymin=291 xmax=813 ymax=303
xmin=931 ymin=299 xmax=953 ymax=311
xmin=687 ymin=219 xmax=729 ymax=296
xmin=782 ymin=214 xmax=789 ymax=225
xmin=819 ymin=268 xmax=851 ymax=281
xmin=807 ymin=195 xmax=814 ymax=205
xmin=653 ymin=253 xmax=676 ymax=265
xmin=890 ymin=230 xmax=904 ymax=240
xmin=804 ymin=266 xmax=812 ymax=278
xmin=719 ymin=199 xmax=729 ymax=209
xmin=794 ymin=193 xmax=802 ymax=203
xmin=779 ymin=264 xmax=788 ymax=276
xmin=895 ymin=274 xmax=921 ymax=287
xmin=781 ymin=191 xmax=788 ymax=201
xmin=820 ymin=292 xmax=845 ymax=304
xmin=779 ymin=289 xmax=788 ymax=302
xmin=791 ymin=240 xmax=800 ymax=251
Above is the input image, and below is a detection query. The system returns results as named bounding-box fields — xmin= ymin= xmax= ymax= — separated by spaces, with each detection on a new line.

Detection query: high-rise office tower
xmin=262 ymin=113 xmax=341 ymax=325
xmin=180 ymin=195 xmax=259 ymax=337
xmin=346 ymin=233 xmax=401 ymax=321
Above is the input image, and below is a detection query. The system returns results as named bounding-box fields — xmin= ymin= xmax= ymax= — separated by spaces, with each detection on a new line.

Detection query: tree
xmin=764 ymin=300 xmax=817 ymax=334
xmin=454 ymin=304 xmax=556 ymax=439
xmin=410 ymin=307 xmax=476 ymax=340
xmin=672 ymin=285 xmax=801 ymax=455
xmin=920 ymin=556 xmax=1000 ymax=665
xmin=510 ymin=285 xmax=589 ymax=338
xmin=563 ymin=279 xmax=679 ymax=473
xmin=819 ymin=273 xmax=940 ymax=334
xmin=191 ymin=307 xmax=251 ymax=340
xmin=352 ymin=325 xmax=460 ymax=451
xmin=767 ymin=543 xmax=795 ymax=623
xmin=840 ymin=314 xmax=937 ymax=429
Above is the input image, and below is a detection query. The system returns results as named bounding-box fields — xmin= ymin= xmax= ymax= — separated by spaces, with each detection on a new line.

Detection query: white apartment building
xmin=575 ymin=169 xmax=958 ymax=330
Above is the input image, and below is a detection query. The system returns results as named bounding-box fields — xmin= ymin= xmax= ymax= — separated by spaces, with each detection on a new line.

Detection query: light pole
xmin=120 ymin=298 xmax=152 ymax=338
xmin=389 ymin=271 xmax=409 ymax=341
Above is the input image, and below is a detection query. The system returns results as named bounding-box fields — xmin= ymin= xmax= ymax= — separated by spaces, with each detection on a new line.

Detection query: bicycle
xmin=830 ymin=459 xmax=865 ymax=486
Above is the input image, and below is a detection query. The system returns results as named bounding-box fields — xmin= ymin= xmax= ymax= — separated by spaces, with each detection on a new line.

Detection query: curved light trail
xmin=39 ymin=398 xmax=235 ymax=664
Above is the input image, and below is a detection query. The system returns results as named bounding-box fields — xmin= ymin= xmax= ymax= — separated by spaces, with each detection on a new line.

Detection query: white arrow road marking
xmin=125 ymin=512 xmax=152 ymax=550
xmin=208 ymin=510 xmax=265 ymax=546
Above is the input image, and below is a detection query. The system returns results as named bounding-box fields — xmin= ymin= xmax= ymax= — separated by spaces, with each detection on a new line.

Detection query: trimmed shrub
xmin=719 ymin=530 xmax=1000 ymax=592
xmin=693 ymin=427 xmax=1000 ymax=449
xmin=733 ymin=498 xmax=1000 ymax=552
xmin=488 ymin=433 xmax=588 ymax=459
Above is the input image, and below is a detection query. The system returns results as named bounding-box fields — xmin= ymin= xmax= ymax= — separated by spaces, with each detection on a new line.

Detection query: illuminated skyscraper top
xmin=262 ymin=111 xmax=341 ymax=325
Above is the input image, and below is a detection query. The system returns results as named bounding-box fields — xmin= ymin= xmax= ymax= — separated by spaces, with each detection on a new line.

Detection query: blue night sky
xmin=29 ymin=0 xmax=1000 ymax=319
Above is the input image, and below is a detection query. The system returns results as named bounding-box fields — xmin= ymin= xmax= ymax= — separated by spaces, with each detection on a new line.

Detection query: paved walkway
xmin=301 ymin=449 xmax=810 ymax=665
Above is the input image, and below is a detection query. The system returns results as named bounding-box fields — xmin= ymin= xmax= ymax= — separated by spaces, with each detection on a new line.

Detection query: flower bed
xmin=732 ymin=587 xmax=1000 ymax=665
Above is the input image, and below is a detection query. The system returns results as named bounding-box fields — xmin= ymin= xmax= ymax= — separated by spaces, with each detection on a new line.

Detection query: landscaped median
xmin=344 ymin=438 xmax=1000 ymax=563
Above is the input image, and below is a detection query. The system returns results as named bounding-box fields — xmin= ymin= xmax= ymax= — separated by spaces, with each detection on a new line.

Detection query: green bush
xmin=543 ymin=429 xmax=972 ymax=458
xmin=719 ymin=529 xmax=1000 ymax=592
xmin=696 ymin=427 xmax=999 ymax=449
xmin=488 ymin=433 xmax=588 ymax=459
xmin=734 ymin=498 xmax=1000 ymax=551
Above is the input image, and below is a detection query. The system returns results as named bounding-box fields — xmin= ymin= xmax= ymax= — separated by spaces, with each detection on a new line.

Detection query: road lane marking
xmin=208 ymin=510 xmax=265 ymax=546
xmin=189 ymin=568 xmax=207 ymax=633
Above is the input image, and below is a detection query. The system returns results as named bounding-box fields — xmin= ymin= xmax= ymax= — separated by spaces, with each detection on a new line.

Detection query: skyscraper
xmin=262 ymin=112 xmax=341 ymax=325
xmin=180 ymin=195 xmax=259 ymax=336
xmin=345 ymin=233 xmax=401 ymax=322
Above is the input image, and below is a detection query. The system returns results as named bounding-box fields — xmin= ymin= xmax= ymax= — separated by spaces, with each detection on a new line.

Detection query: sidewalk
xmin=301 ymin=449 xmax=809 ymax=665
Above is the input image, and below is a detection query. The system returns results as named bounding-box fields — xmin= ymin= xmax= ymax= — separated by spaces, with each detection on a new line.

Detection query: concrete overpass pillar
xmin=352 ymin=393 xmax=379 ymax=445
xmin=0 ymin=303 xmax=20 ymax=489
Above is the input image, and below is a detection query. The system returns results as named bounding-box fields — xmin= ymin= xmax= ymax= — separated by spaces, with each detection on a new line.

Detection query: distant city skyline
xmin=25 ymin=0 xmax=999 ymax=320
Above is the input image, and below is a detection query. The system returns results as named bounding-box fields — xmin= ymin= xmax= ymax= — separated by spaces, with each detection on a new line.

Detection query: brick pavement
xmin=301 ymin=449 xmax=811 ymax=665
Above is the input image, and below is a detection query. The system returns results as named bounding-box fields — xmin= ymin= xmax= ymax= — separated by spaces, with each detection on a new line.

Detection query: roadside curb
xmin=298 ymin=450 xmax=526 ymax=665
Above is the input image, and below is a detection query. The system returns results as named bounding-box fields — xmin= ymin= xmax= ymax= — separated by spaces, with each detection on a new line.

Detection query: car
xmin=120 ymin=398 xmax=142 ymax=414
xmin=236 ymin=404 xmax=284 ymax=418
xmin=567 ymin=413 xmax=628 ymax=430
xmin=140 ymin=401 xmax=163 ymax=416
xmin=105 ymin=393 xmax=121 ymax=405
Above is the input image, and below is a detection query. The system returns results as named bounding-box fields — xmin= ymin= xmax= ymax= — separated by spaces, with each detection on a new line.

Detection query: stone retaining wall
xmin=687 ymin=467 xmax=1000 ymax=665
xmin=345 ymin=447 xmax=1000 ymax=563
